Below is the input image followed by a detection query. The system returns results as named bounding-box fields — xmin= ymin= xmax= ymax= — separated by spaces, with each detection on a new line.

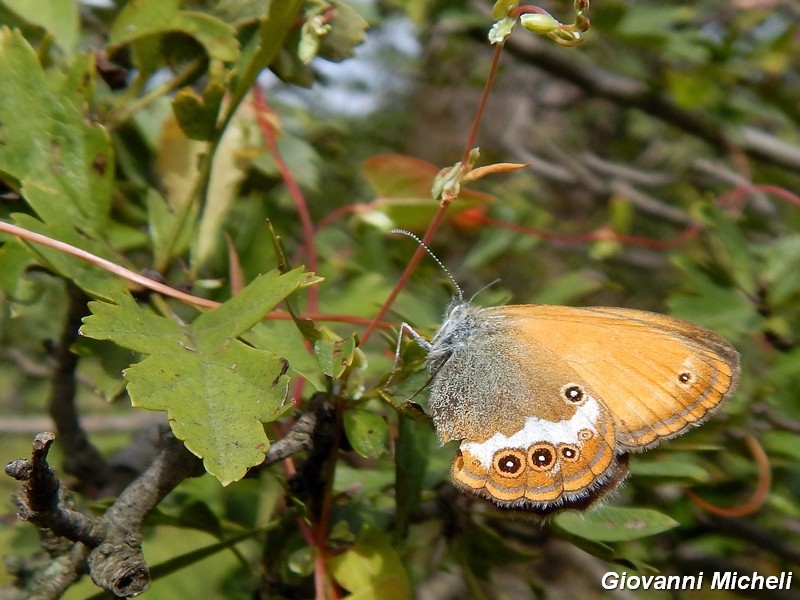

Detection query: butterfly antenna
xmin=390 ymin=228 xmax=463 ymax=301
xmin=469 ymin=278 xmax=501 ymax=302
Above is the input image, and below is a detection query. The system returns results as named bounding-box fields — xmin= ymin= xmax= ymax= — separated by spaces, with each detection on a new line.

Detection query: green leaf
xmin=173 ymin=81 xmax=225 ymax=141
xmin=314 ymin=332 xmax=357 ymax=379
xmin=0 ymin=241 xmax=33 ymax=296
xmin=229 ymin=0 xmax=304 ymax=104
xmin=394 ymin=415 xmax=436 ymax=539
xmin=329 ymin=525 xmax=412 ymax=600
xmin=80 ymin=268 xmax=318 ymax=484
xmin=0 ymin=29 xmax=113 ymax=235
xmin=1 ymin=0 xmax=79 ymax=53
xmin=614 ymin=5 xmax=694 ymax=42
xmin=244 ymin=319 xmax=326 ymax=391
xmin=343 ymin=408 xmax=389 ymax=459
xmin=316 ymin=1 xmax=368 ymax=63
xmin=109 ymin=0 xmax=240 ymax=63
xmin=553 ymin=506 xmax=679 ymax=542
xmin=629 ymin=456 xmax=711 ymax=483
xmin=250 ymin=134 xmax=321 ymax=192
xmin=192 ymin=268 xmax=320 ymax=348
xmin=125 ymin=344 xmax=289 ymax=485
xmin=761 ymin=430 xmax=800 ymax=462
xmin=80 ymin=291 xmax=185 ymax=355
xmin=531 ymin=270 xmax=605 ymax=305
xmin=697 ymin=204 xmax=758 ymax=296
xmin=757 ymin=234 xmax=800 ymax=307
xmin=668 ymin=257 xmax=759 ymax=339
xmin=455 ymin=522 xmax=532 ymax=579
xmin=547 ymin=529 xmax=643 ymax=570
xmin=210 ymin=0 xmax=274 ymax=26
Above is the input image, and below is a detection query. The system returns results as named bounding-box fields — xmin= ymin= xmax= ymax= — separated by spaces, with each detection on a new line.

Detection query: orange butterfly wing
xmin=496 ymin=305 xmax=740 ymax=451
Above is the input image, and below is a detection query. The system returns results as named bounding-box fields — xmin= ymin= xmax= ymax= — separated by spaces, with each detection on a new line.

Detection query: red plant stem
xmin=360 ymin=205 xmax=449 ymax=345
xmin=251 ymin=87 xmax=336 ymax=595
xmin=313 ymin=394 xmax=346 ymax=600
xmin=251 ymin=85 xmax=320 ymax=312
xmin=1 ymin=220 xmax=395 ymax=329
xmin=719 ymin=183 xmax=800 ymax=209
xmin=278 ymin=455 xmax=331 ymax=598
xmin=511 ymin=5 xmax=551 ymax=17
xmin=362 ymin=45 xmax=507 ymax=345
xmin=0 ymin=221 xmax=220 ymax=308
xmin=315 ymin=204 xmax=362 ymax=232
xmin=461 ymin=43 xmax=505 ymax=167
xmin=685 ymin=435 xmax=771 ymax=517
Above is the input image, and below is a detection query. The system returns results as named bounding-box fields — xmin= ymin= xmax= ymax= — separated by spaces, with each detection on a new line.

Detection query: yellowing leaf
xmin=359 ymin=154 xmax=494 ymax=231
xmin=329 ymin=525 xmax=411 ymax=600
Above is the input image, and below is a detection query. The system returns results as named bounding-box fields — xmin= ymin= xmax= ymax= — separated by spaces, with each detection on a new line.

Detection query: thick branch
xmin=4 ymin=405 xmax=334 ymax=598
xmin=49 ymin=283 xmax=113 ymax=492
xmin=4 ymin=430 xmax=203 ymax=598
xmin=263 ymin=402 xmax=325 ymax=466
xmin=85 ymin=430 xmax=204 ymax=596
xmin=5 ymin=433 xmax=106 ymax=547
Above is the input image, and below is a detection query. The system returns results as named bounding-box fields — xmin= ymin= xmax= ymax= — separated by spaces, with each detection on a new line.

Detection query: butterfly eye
xmin=492 ymin=449 xmax=526 ymax=478
xmin=561 ymin=384 xmax=585 ymax=404
xmin=677 ymin=371 xmax=695 ymax=386
xmin=558 ymin=444 xmax=580 ymax=462
xmin=528 ymin=443 xmax=557 ymax=471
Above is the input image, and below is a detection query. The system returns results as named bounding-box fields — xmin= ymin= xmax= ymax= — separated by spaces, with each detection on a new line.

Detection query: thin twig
xmin=251 ymin=86 xmax=320 ymax=311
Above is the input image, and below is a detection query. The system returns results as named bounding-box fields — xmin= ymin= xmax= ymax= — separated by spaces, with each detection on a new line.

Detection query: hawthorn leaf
xmin=314 ymin=333 xmax=357 ymax=379
xmin=80 ymin=267 xmax=320 ymax=484
xmin=192 ymin=268 xmax=320 ymax=348
xmin=173 ymin=81 xmax=225 ymax=141
xmin=80 ymin=291 xmax=186 ymax=355
xmin=1 ymin=0 xmax=79 ymax=53
xmin=0 ymin=28 xmax=113 ymax=235
xmin=124 ymin=341 xmax=290 ymax=485
xmin=316 ymin=1 xmax=369 ymax=63
xmin=109 ymin=0 xmax=240 ymax=63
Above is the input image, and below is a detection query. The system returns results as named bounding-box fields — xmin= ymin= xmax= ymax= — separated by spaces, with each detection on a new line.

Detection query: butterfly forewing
xmin=498 ymin=305 xmax=740 ymax=451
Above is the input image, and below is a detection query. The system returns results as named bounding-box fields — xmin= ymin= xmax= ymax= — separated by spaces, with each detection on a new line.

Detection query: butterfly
xmin=409 ymin=299 xmax=740 ymax=514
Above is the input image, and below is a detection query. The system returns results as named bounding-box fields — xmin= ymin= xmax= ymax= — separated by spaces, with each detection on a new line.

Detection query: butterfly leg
xmin=385 ymin=322 xmax=432 ymax=387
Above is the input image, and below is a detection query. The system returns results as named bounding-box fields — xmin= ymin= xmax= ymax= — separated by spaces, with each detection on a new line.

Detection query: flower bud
xmin=520 ymin=12 xmax=559 ymax=35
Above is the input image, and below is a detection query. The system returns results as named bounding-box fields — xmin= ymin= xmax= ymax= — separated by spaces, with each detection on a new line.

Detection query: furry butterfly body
xmin=422 ymin=301 xmax=740 ymax=513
